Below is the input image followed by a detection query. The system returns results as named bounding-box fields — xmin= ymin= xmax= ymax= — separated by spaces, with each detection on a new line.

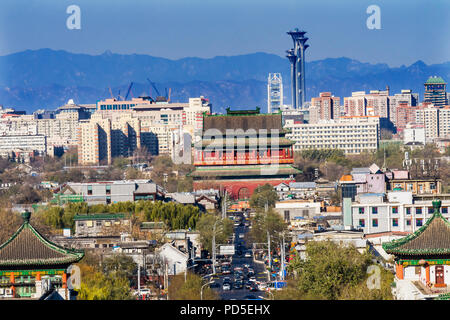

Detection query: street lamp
xmin=200 ymin=280 xmax=214 ymax=300
xmin=212 ymin=219 xmax=223 ymax=275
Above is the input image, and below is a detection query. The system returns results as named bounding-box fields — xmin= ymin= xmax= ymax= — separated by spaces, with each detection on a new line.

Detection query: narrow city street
xmin=208 ymin=212 xmax=269 ymax=300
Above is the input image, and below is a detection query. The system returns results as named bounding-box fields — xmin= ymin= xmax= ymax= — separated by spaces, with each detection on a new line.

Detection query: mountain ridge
xmin=0 ymin=49 xmax=448 ymax=113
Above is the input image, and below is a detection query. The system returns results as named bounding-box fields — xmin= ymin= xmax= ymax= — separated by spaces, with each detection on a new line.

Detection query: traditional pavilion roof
xmin=0 ymin=211 xmax=84 ymax=268
xmin=382 ymin=200 xmax=450 ymax=256
xmin=189 ymin=164 xmax=301 ymax=178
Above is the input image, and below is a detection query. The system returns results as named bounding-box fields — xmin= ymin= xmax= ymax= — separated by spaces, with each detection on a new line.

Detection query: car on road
xmin=222 ymin=282 xmax=231 ymax=291
xmin=243 ymin=263 xmax=250 ymax=269
xmin=234 ymin=279 xmax=243 ymax=289
xmin=249 ymin=276 xmax=256 ymax=282
xmin=133 ymin=288 xmax=151 ymax=296
xmin=238 ymin=234 xmax=244 ymax=239
xmin=221 ymin=265 xmax=231 ymax=274
xmin=244 ymin=251 xmax=252 ymax=258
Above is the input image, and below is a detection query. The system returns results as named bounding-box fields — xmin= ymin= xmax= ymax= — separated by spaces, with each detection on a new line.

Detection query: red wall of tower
xmin=193 ymin=178 xmax=294 ymax=200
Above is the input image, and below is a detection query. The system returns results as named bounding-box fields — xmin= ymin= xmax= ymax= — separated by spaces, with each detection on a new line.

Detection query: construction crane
xmin=108 ymin=87 xmax=114 ymax=99
xmin=147 ymin=78 xmax=161 ymax=97
xmin=125 ymin=82 xmax=134 ymax=100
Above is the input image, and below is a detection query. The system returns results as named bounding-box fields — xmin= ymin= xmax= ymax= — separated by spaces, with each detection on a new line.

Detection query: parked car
xmin=244 ymin=251 xmax=252 ymax=258
xmin=222 ymin=282 xmax=231 ymax=291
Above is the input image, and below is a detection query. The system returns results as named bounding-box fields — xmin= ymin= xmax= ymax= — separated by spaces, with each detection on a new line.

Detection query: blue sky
xmin=0 ymin=0 xmax=449 ymax=67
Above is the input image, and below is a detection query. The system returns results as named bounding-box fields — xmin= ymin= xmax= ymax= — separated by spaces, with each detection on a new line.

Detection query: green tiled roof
xmin=425 ymin=76 xmax=446 ymax=84
xmin=189 ymin=164 xmax=301 ymax=177
xmin=382 ymin=200 xmax=450 ymax=256
xmin=73 ymin=213 xmax=128 ymax=220
xmin=0 ymin=212 xmax=84 ymax=268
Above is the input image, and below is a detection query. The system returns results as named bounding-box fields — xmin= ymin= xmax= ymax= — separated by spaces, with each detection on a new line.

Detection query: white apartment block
xmin=415 ymin=106 xmax=450 ymax=143
xmin=0 ymin=135 xmax=47 ymax=155
xmin=284 ymin=116 xmax=380 ymax=154
xmin=351 ymin=192 xmax=450 ymax=234
xmin=403 ymin=124 xmax=426 ymax=145
xmin=0 ymin=110 xmax=83 ymax=147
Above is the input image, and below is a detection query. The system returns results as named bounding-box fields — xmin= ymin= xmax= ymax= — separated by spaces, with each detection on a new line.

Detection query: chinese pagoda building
xmin=383 ymin=199 xmax=450 ymax=291
xmin=0 ymin=211 xmax=84 ymax=299
xmin=190 ymin=107 xmax=300 ymax=200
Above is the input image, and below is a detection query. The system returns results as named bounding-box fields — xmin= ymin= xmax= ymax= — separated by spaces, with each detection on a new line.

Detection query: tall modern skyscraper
xmin=267 ymin=73 xmax=283 ymax=113
xmin=424 ymin=76 xmax=447 ymax=107
xmin=287 ymin=28 xmax=309 ymax=110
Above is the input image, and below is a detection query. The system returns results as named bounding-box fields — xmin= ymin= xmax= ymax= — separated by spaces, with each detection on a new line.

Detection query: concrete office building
xmin=284 ymin=116 xmax=380 ymax=155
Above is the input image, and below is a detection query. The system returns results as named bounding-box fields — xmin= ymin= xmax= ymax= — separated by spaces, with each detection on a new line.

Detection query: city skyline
xmin=0 ymin=0 xmax=448 ymax=67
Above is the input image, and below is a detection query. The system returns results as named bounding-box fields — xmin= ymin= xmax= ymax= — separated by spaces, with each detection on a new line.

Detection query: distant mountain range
xmin=0 ymin=48 xmax=449 ymax=114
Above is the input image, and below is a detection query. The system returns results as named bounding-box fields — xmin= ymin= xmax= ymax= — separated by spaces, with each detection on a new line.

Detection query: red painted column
xmin=62 ymin=273 xmax=67 ymax=289
xmin=425 ymin=264 xmax=430 ymax=284
xmin=396 ymin=263 xmax=404 ymax=280
xmin=10 ymin=273 xmax=15 ymax=296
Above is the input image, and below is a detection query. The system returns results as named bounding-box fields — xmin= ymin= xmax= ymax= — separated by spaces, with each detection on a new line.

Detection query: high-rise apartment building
xmin=388 ymin=89 xmax=419 ymax=126
xmin=414 ymin=106 xmax=450 ymax=142
xmin=424 ymin=76 xmax=447 ymax=107
xmin=396 ymin=104 xmax=419 ymax=132
xmin=344 ymin=89 xmax=389 ymax=120
xmin=309 ymin=92 xmax=340 ymax=123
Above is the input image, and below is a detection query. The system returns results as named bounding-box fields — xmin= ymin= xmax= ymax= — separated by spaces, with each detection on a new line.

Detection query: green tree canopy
xmin=285 ymin=240 xmax=393 ymax=300
xmin=168 ymin=273 xmax=218 ymax=300
xmin=196 ymin=214 xmax=233 ymax=254
xmin=249 ymin=184 xmax=279 ymax=209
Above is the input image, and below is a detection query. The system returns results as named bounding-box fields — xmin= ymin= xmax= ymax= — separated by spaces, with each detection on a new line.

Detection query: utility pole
xmin=280 ymin=233 xmax=285 ymax=281
xmin=212 ymin=220 xmax=218 ymax=275
xmin=137 ymin=263 xmax=141 ymax=297
xmin=267 ymin=230 xmax=271 ymax=280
